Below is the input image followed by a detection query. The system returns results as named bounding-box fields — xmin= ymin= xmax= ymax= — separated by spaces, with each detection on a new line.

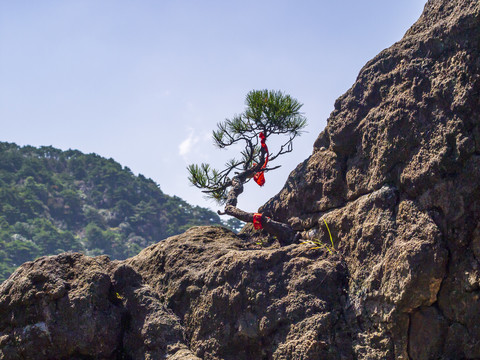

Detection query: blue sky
xmin=0 ymin=1 xmax=426 ymax=214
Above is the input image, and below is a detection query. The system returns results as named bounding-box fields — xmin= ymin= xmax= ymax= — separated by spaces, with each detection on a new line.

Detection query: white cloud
xmin=161 ymin=90 xmax=171 ymax=97
xmin=179 ymin=129 xmax=199 ymax=158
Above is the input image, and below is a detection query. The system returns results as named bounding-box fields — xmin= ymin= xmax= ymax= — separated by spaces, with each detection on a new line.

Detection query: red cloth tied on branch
xmin=253 ymin=132 xmax=269 ymax=186
xmin=253 ymin=213 xmax=263 ymax=229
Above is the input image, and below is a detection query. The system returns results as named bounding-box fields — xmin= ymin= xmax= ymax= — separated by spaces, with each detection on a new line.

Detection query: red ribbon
xmin=253 ymin=213 xmax=263 ymax=229
xmin=254 ymin=132 xmax=269 ymax=186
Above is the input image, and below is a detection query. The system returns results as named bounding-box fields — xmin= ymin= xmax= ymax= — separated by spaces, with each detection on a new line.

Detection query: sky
xmin=0 ymin=0 xmax=426 ymax=215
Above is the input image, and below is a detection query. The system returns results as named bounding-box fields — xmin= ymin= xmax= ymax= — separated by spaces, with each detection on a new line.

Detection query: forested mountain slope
xmin=0 ymin=142 xmax=236 ymax=281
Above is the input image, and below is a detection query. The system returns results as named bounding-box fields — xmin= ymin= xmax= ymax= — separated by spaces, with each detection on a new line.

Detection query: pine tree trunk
xmin=218 ymin=176 xmax=294 ymax=243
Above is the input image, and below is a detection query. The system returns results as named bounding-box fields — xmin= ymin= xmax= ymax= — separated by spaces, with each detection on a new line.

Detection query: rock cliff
xmin=1 ymin=0 xmax=479 ymax=359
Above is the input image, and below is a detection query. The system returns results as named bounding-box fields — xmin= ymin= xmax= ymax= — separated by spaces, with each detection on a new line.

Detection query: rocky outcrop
xmin=0 ymin=252 xmax=201 ymax=359
xmin=0 ymin=228 xmax=350 ymax=359
xmin=1 ymin=0 xmax=479 ymax=359
xmin=260 ymin=0 xmax=480 ymax=357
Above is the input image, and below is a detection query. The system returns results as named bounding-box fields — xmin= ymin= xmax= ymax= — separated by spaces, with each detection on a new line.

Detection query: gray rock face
xmin=0 ymin=253 xmax=200 ymax=359
xmin=1 ymin=0 xmax=479 ymax=359
xmin=0 ymin=228 xmax=350 ymax=359
xmin=260 ymin=0 xmax=480 ymax=357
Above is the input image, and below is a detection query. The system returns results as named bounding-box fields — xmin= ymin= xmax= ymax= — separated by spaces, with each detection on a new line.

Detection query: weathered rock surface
xmin=0 ymin=252 xmax=200 ymax=359
xmin=0 ymin=228 xmax=350 ymax=359
xmin=1 ymin=0 xmax=479 ymax=359
xmin=260 ymin=0 xmax=480 ymax=358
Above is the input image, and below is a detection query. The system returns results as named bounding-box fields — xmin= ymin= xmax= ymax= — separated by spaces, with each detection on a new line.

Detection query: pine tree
xmin=188 ymin=90 xmax=307 ymax=242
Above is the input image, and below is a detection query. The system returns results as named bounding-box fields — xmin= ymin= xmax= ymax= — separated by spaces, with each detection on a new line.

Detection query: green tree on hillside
xmin=0 ymin=141 xmax=234 ymax=283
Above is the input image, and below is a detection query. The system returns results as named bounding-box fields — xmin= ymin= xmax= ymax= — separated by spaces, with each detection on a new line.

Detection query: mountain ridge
xmin=0 ymin=141 xmax=239 ymax=282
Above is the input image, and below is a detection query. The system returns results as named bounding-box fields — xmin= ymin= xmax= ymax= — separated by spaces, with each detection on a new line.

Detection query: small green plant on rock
xmin=301 ymin=219 xmax=336 ymax=253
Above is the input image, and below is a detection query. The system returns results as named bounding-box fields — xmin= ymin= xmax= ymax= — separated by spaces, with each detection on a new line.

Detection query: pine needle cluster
xmin=188 ymin=89 xmax=307 ymax=204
